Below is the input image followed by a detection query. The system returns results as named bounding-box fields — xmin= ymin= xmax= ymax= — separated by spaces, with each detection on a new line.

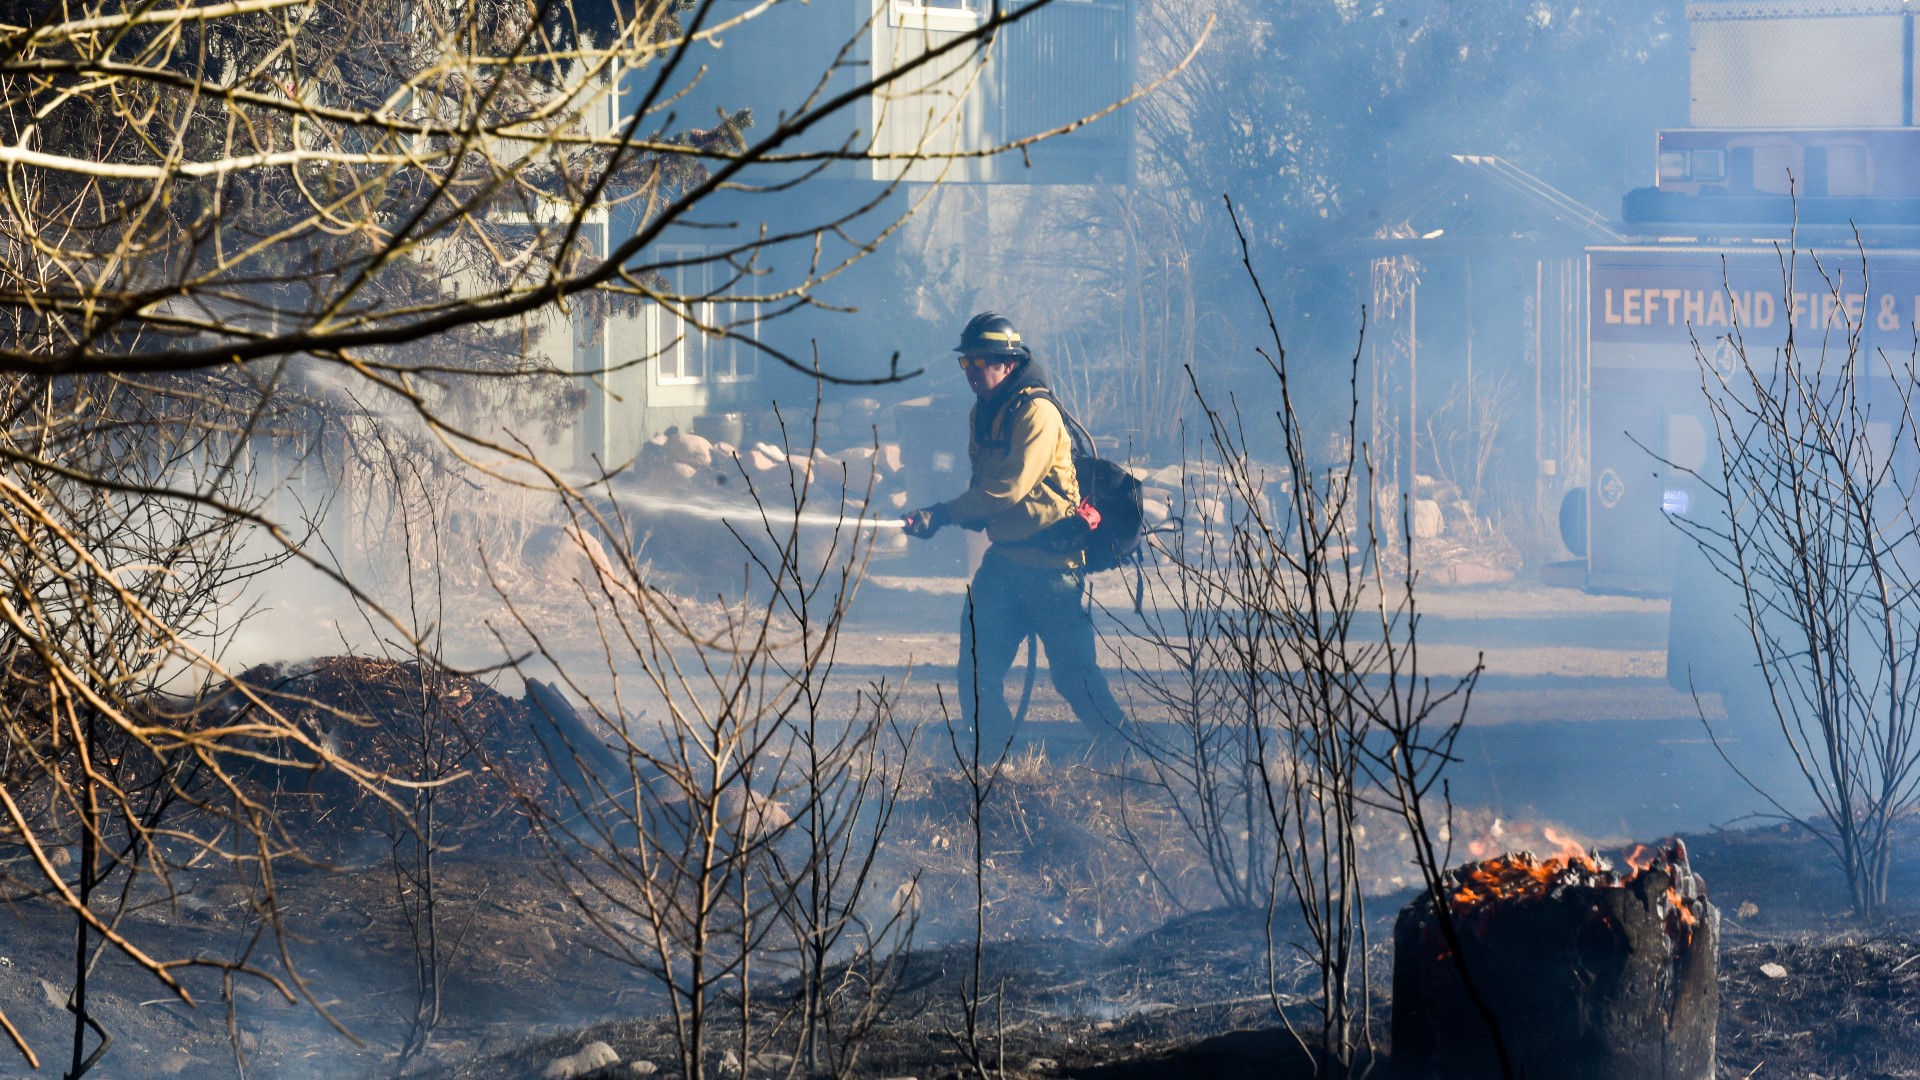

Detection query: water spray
xmin=613 ymin=489 xmax=905 ymax=531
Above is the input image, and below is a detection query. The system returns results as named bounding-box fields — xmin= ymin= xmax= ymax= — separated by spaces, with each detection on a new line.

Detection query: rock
xmin=876 ymin=443 xmax=904 ymax=475
xmin=841 ymin=446 xmax=876 ymax=464
xmin=669 ymin=462 xmax=699 ymax=483
xmin=885 ymin=490 xmax=909 ymax=509
xmin=566 ymin=525 xmax=617 ymax=582
xmin=1760 ymin=962 xmax=1788 ymax=979
xmin=1150 ymin=464 xmax=1184 ymax=487
xmin=1439 ymin=562 xmax=1514 ymax=586
xmin=1411 ymin=499 xmax=1444 ymax=539
xmin=646 ymin=780 xmax=792 ymax=856
xmin=664 ymin=432 xmax=713 ymax=469
xmin=747 ymin=450 xmax=783 ymax=474
xmin=712 ymin=442 xmax=737 ymax=459
xmin=1140 ymin=485 xmax=1173 ymax=504
xmin=1188 ymin=497 xmax=1226 ymax=524
xmin=544 ymin=1041 xmax=620 ymax=1080
xmin=622 ymin=1063 xmax=659 ymax=1077
xmin=1142 ymin=498 xmax=1170 ymax=524
xmin=522 ymin=523 xmax=620 ymax=588
xmin=786 ymin=453 xmax=815 ymax=479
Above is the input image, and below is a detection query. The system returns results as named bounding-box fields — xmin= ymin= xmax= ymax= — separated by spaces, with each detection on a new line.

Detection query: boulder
xmin=645 ymin=779 xmax=793 ymax=856
xmin=1188 ymin=496 xmax=1226 ymax=524
xmin=876 ymin=443 xmax=904 ymax=475
xmin=1411 ymin=499 xmax=1445 ymax=539
xmin=523 ymin=524 xmax=617 ymax=586
xmin=543 ymin=1041 xmax=619 ymax=1080
xmin=663 ymin=432 xmax=712 ymax=470
xmin=669 ymin=462 xmax=699 ymax=483
xmin=1142 ymin=498 xmax=1170 ymax=525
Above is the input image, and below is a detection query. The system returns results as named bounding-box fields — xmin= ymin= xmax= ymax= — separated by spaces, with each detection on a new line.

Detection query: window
xmin=890 ymin=0 xmax=981 ymax=28
xmin=711 ymin=300 xmax=760 ymax=383
xmin=655 ymin=246 xmax=707 ymax=385
xmin=653 ymin=246 xmax=759 ymax=385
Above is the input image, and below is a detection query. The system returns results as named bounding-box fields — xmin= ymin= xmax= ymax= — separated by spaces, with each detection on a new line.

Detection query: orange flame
xmin=1666 ymin=887 xmax=1699 ymax=928
xmin=1449 ymin=838 xmax=1702 ymax=946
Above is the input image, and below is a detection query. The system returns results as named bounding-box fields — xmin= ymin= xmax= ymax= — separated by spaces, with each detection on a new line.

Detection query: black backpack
xmin=1025 ymin=389 xmax=1145 ymax=573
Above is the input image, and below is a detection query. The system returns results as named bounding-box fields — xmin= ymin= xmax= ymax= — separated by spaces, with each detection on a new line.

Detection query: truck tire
xmin=1558 ymin=488 xmax=1587 ymax=559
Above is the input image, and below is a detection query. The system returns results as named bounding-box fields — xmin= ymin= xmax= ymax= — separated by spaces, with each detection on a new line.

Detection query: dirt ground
xmin=6 ymin=776 xmax=1919 ymax=1079
xmin=4 ymin=580 xmax=1918 ymax=1079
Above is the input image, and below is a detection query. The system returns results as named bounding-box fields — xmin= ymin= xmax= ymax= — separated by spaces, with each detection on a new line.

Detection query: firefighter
xmin=902 ymin=312 xmax=1127 ymax=760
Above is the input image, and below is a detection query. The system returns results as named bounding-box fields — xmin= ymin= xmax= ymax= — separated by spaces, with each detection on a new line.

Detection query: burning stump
xmin=1393 ymin=839 xmax=1718 ymax=1080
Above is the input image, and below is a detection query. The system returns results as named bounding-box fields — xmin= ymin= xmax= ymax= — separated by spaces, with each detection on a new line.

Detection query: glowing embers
xmin=1393 ymin=837 xmax=1720 ymax=1080
xmin=1449 ymin=836 xmax=1705 ymax=946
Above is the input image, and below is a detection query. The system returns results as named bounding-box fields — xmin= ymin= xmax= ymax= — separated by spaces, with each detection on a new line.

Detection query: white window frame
xmin=654 ymin=245 xmax=708 ymax=386
xmin=890 ymin=0 xmax=982 ymax=29
xmin=711 ymin=300 xmax=761 ymax=384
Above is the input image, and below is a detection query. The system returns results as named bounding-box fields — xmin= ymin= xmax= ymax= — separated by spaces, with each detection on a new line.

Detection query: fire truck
xmin=1578 ymin=1 xmax=1920 ymax=695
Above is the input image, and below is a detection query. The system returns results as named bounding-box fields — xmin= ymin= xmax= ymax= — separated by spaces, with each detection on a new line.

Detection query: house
xmin=568 ymin=0 xmax=1137 ymax=472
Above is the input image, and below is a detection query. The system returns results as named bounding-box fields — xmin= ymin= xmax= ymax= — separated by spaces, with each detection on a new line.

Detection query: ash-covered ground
xmin=0 ymin=580 xmax=1913 ymax=1079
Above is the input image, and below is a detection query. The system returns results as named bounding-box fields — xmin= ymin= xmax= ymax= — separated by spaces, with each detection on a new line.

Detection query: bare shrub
xmin=1667 ymin=241 xmax=1920 ymax=919
xmin=1108 ymin=198 xmax=1496 ymax=1078
xmin=496 ymin=420 xmax=914 ymax=1080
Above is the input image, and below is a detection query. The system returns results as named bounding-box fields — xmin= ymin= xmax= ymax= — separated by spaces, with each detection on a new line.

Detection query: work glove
xmin=902 ymin=504 xmax=949 ymax=539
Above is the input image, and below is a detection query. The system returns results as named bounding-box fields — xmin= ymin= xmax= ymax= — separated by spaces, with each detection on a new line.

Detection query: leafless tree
xmin=0 ymin=0 xmax=1203 ymax=1070
xmin=492 ymin=414 xmax=917 ymax=1080
xmin=1109 ymin=435 xmax=1277 ymax=913
xmin=1667 ymin=241 xmax=1920 ymax=919
xmin=1109 ymin=197 xmax=1495 ymax=1079
xmin=1422 ymin=366 xmax=1522 ymax=541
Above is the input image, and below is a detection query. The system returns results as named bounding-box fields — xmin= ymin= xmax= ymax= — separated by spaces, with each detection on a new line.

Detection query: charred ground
xmin=1 ymin=644 xmax=1917 ymax=1079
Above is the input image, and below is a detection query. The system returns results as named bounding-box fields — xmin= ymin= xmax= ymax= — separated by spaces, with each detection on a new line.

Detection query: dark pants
xmin=957 ymin=551 xmax=1126 ymax=759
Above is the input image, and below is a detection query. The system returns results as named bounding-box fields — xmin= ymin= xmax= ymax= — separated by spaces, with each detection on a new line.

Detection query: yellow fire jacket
xmin=938 ymin=385 xmax=1083 ymax=569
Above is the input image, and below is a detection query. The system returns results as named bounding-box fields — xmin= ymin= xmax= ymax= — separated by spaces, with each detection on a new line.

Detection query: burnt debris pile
xmin=219 ymin=658 xmax=585 ymax=861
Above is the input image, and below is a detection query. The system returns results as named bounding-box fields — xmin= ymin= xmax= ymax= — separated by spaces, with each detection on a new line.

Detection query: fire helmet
xmin=953 ymin=312 xmax=1029 ymax=359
